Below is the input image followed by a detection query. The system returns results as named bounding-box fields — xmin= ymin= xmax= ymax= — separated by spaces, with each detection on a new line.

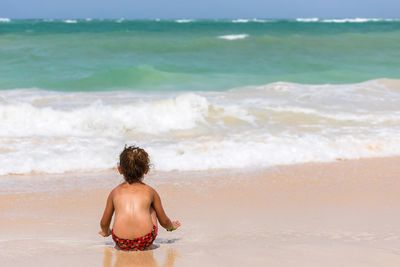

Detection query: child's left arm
xmin=99 ymin=191 xmax=114 ymax=237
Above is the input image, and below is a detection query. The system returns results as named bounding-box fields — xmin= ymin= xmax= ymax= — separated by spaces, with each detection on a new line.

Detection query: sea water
xmin=1 ymin=18 xmax=400 ymax=175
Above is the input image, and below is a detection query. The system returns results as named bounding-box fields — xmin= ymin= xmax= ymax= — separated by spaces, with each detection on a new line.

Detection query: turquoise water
xmin=1 ymin=19 xmax=400 ymax=91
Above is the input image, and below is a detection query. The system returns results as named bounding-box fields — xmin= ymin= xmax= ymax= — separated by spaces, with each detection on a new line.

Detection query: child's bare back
xmin=112 ymin=182 xmax=155 ymax=239
xmin=99 ymin=146 xmax=180 ymax=251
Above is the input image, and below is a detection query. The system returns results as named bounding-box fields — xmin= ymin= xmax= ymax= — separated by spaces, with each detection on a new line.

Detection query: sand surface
xmin=1 ymin=157 xmax=400 ymax=266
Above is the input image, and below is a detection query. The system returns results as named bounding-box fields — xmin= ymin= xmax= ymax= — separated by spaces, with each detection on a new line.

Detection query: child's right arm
xmin=152 ymin=189 xmax=181 ymax=231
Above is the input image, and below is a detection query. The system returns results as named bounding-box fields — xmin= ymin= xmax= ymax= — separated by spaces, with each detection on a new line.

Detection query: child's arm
xmin=152 ymin=189 xmax=181 ymax=231
xmin=99 ymin=191 xmax=115 ymax=237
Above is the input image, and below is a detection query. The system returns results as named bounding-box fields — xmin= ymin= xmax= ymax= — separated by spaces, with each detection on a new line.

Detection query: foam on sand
xmin=218 ymin=34 xmax=249 ymax=40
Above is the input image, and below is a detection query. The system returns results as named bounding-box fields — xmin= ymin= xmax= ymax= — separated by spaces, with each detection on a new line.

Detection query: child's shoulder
xmin=111 ymin=182 xmax=156 ymax=194
xmin=108 ymin=183 xmax=127 ymax=196
xmin=139 ymin=183 xmax=158 ymax=198
xmin=141 ymin=183 xmax=156 ymax=194
xmin=107 ymin=185 xmax=120 ymax=197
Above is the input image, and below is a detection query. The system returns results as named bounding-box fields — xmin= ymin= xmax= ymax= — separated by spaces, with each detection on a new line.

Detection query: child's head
xmin=118 ymin=145 xmax=150 ymax=183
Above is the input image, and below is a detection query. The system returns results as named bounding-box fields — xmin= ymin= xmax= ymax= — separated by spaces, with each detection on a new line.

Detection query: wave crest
xmin=218 ymin=34 xmax=249 ymax=40
xmin=63 ymin=19 xmax=78 ymax=24
xmin=175 ymin=19 xmax=194 ymax=23
xmin=295 ymin=17 xmax=400 ymax=23
xmin=296 ymin=18 xmax=319 ymax=22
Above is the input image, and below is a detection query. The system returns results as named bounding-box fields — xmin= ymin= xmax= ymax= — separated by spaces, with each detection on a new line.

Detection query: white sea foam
xmin=1 ymin=79 xmax=400 ymax=175
xmin=63 ymin=19 xmax=77 ymax=24
xmin=218 ymin=34 xmax=249 ymax=40
xmin=296 ymin=18 xmax=400 ymax=23
xmin=296 ymin=18 xmax=319 ymax=22
xmin=323 ymin=18 xmax=381 ymax=23
xmin=175 ymin=19 xmax=193 ymax=23
xmin=232 ymin=18 xmax=270 ymax=23
xmin=252 ymin=18 xmax=268 ymax=23
xmin=295 ymin=17 xmax=399 ymax=23
xmin=232 ymin=19 xmax=249 ymax=23
xmin=0 ymin=93 xmax=209 ymax=137
xmin=0 ymin=18 xmax=11 ymax=23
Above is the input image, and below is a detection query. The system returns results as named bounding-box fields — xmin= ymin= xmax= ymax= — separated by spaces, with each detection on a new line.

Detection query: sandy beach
xmin=1 ymin=156 xmax=399 ymax=266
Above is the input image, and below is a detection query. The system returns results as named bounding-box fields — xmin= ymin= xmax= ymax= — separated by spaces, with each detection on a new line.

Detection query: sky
xmin=1 ymin=0 xmax=399 ymax=19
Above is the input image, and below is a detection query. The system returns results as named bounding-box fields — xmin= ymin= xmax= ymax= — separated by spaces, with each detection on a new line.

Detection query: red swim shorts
xmin=112 ymin=225 xmax=158 ymax=251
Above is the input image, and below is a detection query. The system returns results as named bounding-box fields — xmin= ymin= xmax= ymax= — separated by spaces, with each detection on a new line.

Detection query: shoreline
xmin=1 ymin=155 xmax=400 ymax=192
xmin=1 ymin=156 xmax=400 ymax=266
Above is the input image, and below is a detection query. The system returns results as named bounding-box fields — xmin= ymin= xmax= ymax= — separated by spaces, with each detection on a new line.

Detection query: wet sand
xmin=1 ymin=157 xmax=400 ymax=266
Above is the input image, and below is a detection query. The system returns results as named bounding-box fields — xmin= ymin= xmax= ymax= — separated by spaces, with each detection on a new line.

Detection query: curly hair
xmin=119 ymin=145 xmax=150 ymax=184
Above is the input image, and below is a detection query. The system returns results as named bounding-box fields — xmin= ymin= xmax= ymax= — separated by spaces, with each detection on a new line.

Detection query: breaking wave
xmin=1 ymin=79 xmax=400 ymax=175
xmin=218 ymin=34 xmax=249 ymax=40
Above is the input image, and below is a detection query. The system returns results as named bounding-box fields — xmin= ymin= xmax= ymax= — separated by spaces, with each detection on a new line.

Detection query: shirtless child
xmin=99 ymin=145 xmax=181 ymax=251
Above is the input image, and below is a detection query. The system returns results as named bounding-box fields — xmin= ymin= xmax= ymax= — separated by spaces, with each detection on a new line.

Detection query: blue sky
xmin=1 ymin=0 xmax=399 ymax=19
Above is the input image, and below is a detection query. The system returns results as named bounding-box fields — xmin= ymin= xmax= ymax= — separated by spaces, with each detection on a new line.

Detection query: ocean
xmin=1 ymin=18 xmax=400 ymax=175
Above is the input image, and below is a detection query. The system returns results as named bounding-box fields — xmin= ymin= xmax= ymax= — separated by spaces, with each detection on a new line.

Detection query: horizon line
xmin=2 ymin=17 xmax=400 ymax=20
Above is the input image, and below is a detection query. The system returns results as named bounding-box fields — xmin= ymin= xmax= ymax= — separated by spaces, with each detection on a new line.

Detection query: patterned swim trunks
xmin=112 ymin=225 xmax=158 ymax=251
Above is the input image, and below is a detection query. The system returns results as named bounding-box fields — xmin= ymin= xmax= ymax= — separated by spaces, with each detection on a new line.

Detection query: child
xmin=99 ymin=145 xmax=181 ymax=251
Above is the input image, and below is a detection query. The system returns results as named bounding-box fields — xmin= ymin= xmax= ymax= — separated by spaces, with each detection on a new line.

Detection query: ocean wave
xmin=1 ymin=132 xmax=400 ymax=175
xmin=295 ymin=17 xmax=400 ymax=23
xmin=323 ymin=18 xmax=379 ymax=23
xmin=63 ymin=19 xmax=78 ymax=24
xmin=0 ymin=18 xmax=11 ymax=23
xmin=263 ymin=106 xmax=400 ymax=124
xmin=231 ymin=18 xmax=271 ymax=23
xmin=252 ymin=19 xmax=269 ymax=23
xmin=218 ymin=34 xmax=249 ymax=40
xmin=46 ymin=65 xmax=194 ymax=90
xmin=0 ymin=79 xmax=400 ymax=175
xmin=296 ymin=18 xmax=319 ymax=22
xmin=175 ymin=19 xmax=194 ymax=23
xmin=0 ymin=93 xmax=210 ymax=137
xmin=232 ymin=19 xmax=249 ymax=23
